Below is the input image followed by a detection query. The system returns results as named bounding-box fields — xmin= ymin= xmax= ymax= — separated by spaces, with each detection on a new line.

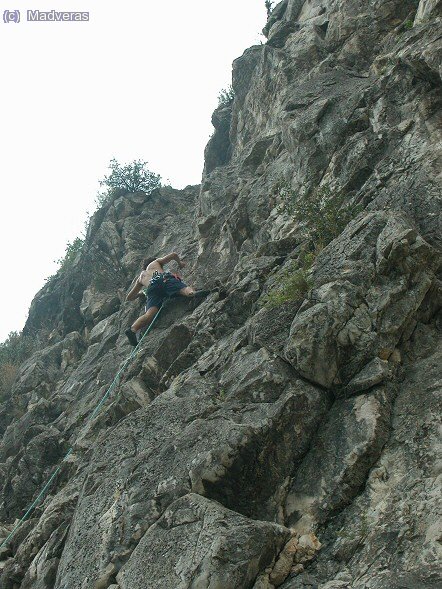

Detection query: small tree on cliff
xmin=55 ymin=236 xmax=85 ymax=271
xmin=265 ymin=1 xmax=274 ymax=17
xmin=217 ymin=85 xmax=234 ymax=107
xmin=99 ymin=159 xmax=162 ymax=200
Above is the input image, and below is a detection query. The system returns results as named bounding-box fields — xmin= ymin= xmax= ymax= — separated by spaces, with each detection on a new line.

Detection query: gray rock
xmin=1 ymin=0 xmax=441 ymax=587
xmin=284 ymin=214 xmax=440 ymax=388
xmin=285 ymin=388 xmax=393 ymax=533
xmin=80 ymin=288 xmax=121 ymax=327
xmin=88 ymin=315 xmax=118 ymax=345
xmin=339 ymin=358 xmax=392 ymax=398
xmin=414 ymin=0 xmax=442 ymax=24
xmin=116 ymin=494 xmax=290 ymax=589
xmin=281 ymin=327 xmax=442 ymax=588
xmin=52 ymin=356 xmax=328 ymax=589
xmin=248 ymin=300 xmax=303 ymax=357
xmin=204 ymin=103 xmax=233 ymax=175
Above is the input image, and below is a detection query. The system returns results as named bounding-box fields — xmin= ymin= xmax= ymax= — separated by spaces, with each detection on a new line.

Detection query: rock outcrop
xmin=1 ymin=1 xmax=441 ymax=588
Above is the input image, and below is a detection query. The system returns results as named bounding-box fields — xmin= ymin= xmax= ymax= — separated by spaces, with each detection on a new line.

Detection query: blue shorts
xmin=145 ymin=272 xmax=187 ymax=310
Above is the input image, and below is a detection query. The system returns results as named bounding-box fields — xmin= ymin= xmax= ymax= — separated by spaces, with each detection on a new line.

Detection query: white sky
xmin=0 ymin=0 xmax=267 ymax=342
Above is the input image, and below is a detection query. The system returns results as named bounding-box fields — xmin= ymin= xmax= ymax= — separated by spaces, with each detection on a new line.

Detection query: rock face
xmin=116 ymin=494 xmax=290 ymax=589
xmin=1 ymin=1 xmax=441 ymax=588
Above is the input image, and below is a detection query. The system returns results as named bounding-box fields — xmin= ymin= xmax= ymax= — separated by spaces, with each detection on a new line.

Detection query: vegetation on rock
xmin=277 ymin=182 xmax=361 ymax=251
xmin=217 ymin=85 xmax=234 ymax=107
xmin=54 ymin=236 xmax=85 ymax=272
xmin=97 ymin=158 xmax=161 ymax=206
xmin=262 ymin=182 xmax=361 ymax=308
xmin=0 ymin=331 xmax=36 ymax=400
xmin=48 ymin=159 xmax=161 ymax=280
xmin=261 ymin=252 xmax=315 ymax=308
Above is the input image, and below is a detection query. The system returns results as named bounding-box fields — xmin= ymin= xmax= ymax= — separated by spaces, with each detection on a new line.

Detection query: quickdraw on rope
xmin=0 ymin=306 xmax=163 ymax=553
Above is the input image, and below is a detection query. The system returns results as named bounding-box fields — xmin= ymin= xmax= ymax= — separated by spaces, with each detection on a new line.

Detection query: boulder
xmin=117 ymin=494 xmax=290 ymax=589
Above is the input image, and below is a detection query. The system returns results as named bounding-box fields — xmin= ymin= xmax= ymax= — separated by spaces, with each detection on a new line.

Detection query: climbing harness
xmin=0 ymin=306 xmax=163 ymax=553
xmin=148 ymin=270 xmax=182 ymax=292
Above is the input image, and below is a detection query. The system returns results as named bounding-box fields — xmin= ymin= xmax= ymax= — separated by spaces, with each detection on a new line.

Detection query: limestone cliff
xmin=1 ymin=1 xmax=441 ymax=588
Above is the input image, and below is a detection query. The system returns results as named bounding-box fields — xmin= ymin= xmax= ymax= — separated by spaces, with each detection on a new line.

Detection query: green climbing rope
xmin=0 ymin=307 xmax=163 ymax=552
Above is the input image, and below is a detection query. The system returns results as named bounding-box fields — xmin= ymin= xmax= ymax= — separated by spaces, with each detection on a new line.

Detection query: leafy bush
xmin=49 ymin=159 xmax=161 ymax=280
xmin=217 ymin=85 xmax=234 ymax=107
xmin=54 ymin=236 xmax=85 ymax=271
xmin=0 ymin=363 xmax=18 ymax=401
xmin=265 ymin=1 xmax=275 ymax=17
xmin=262 ymin=269 xmax=312 ymax=308
xmin=263 ymin=182 xmax=361 ymax=309
xmin=0 ymin=332 xmax=37 ymax=400
xmin=0 ymin=331 xmax=36 ymax=365
xmin=261 ymin=253 xmax=315 ymax=308
xmin=99 ymin=158 xmax=161 ymax=199
xmin=277 ymin=183 xmax=361 ymax=251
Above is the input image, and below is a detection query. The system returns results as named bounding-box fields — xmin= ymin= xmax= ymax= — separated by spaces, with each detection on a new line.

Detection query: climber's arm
xmin=126 ymin=277 xmax=143 ymax=301
xmin=156 ymin=252 xmax=186 ymax=269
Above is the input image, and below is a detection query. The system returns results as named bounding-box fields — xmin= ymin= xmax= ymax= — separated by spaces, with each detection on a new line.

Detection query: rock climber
xmin=125 ymin=252 xmax=204 ymax=346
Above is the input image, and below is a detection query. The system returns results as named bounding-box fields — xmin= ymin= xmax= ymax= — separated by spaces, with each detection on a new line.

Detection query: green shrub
xmin=265 ymin=1 xmax=274 ymax=17
xmin=99 ymin=158 xmax=161 ymax=199
xmin=48 ymin=159 xmax=161 ymax=283
xmin=215 ymin=389 xmax=227 ymax=402
xmin=217 ymin=85 xmax=234 ymax=107
xmin=54 ymin=236 xmax=85 ymax=271
xmin=277 ymin=183 xmax=361 ymax=251
xmin=264 ymin=182 xmax=361 ymax=309
xmin=261 ymin=268 xmax=312 ymax=308
xmin=0 ymin=363 xmax=18 ymax=401
xmin=0 ymin=331 xmax=36 ymax=365
xmin=261 ymin=253 xmax=315 ymax=309
xmin=398 ymin=18 xmax=414 ymax=35
xmin=0 ymin=332 xmax=37 ymax=400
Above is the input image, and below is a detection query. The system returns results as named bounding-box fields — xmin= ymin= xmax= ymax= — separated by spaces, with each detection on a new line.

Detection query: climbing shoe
xmin=125 ymin=328 xmax=138 ymax=347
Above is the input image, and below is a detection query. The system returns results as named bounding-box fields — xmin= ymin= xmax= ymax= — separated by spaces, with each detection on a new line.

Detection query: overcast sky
xmin=0 ymin=0 xmax=267 ymax=342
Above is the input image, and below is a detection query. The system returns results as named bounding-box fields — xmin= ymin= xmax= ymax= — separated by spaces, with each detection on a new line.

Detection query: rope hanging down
xmin=0 ymin=307 xmax=163 ymax=552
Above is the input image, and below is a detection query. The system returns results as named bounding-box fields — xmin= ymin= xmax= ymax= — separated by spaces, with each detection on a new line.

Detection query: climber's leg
xmin=132 ymin=306 xmax=160 ymax=332
xmin=180 ymin=286 xmax=212 ymax=299
xmin=125 ymin=306 xmax=160 ymax=346
xmin=178 ymin=286 xmax=195 ymax=297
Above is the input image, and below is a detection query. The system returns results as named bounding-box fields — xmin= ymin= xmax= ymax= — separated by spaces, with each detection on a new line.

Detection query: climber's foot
xmin=125 ymin=328 xmax=138 ymax=347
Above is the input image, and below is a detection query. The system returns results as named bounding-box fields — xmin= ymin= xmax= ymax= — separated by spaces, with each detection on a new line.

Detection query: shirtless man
xmin=125 ymin=252 xmax=196 ymax=346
